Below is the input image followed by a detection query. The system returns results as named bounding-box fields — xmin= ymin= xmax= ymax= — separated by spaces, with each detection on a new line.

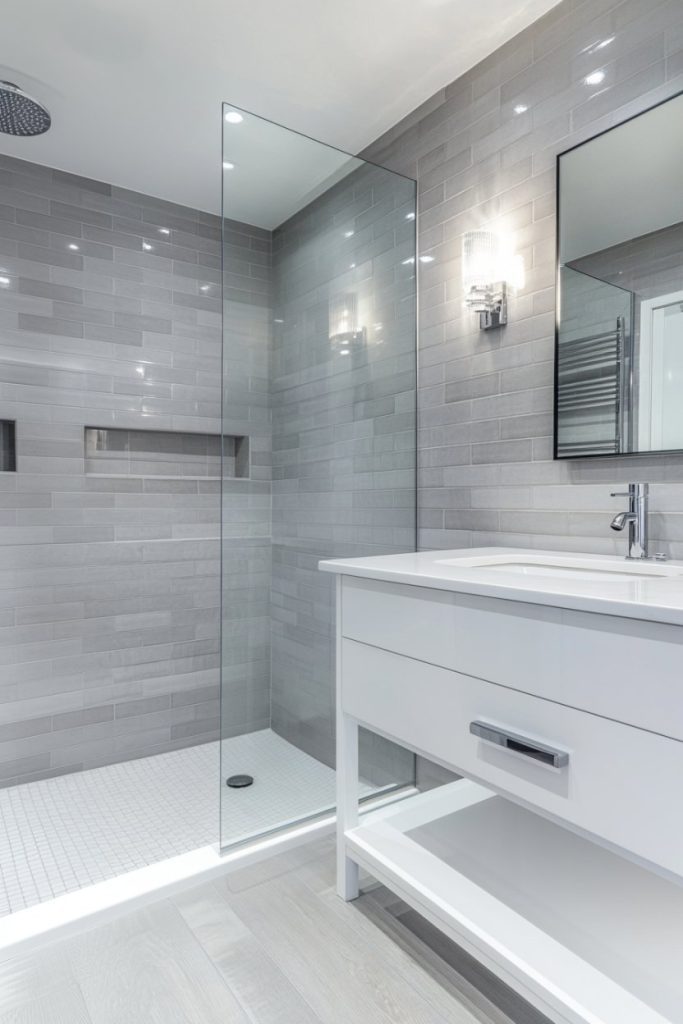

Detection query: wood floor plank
xmin=0 ymin=946 xmax=79 ymax=1015
xmin=294 ymin=857 xmax=488 ymax=1024
xmin=62 ymin=899 xmax=252 ymax=1024
xmin=223 ymin=833 xmax=336 ymax=894
xmin=222 ymin=868 xmax=464 ymax=1024
xmin=0 ymin=983 xmax=91 ymax=1024
xmin=0 ymin=842 xmax=547 ymax=1024
xmin=174 ymin=880 xmax=324 ymax=1024
xmin=297 ymin=853 xmax=547 ymax=1024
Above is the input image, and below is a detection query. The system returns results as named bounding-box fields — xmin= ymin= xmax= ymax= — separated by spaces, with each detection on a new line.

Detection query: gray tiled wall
xmin=0 ymin=156 xmax=269 ymax=785
xmin=270 ymin=161 xmax=417 ymax=783
xmin=5 ymin=0 xmax=679 ymax=794
xmin=364 ymin=0 xmax=683 ymax=559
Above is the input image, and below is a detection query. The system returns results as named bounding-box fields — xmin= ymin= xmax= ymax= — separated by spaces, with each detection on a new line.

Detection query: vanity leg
xmin=336 ymin=710 xmax=360 ymax=901
xmin=335 ymin=576 xmax=359 ymax=901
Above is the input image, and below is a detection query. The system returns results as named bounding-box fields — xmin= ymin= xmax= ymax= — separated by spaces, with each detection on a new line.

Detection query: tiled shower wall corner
xmin=0 ymin=157 xmax=271 ymax=786
xmin=364 ymin=0 xmax=683 ymax=558
xmin=270 ymin=161 xmax=417 ymax=784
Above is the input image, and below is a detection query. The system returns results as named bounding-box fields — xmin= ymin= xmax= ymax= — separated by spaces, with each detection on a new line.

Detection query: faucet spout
xmin=610 ymin=511 xmax=634 ymax=532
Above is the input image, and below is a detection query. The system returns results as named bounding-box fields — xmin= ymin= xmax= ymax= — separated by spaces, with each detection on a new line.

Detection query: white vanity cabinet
xmin=321 ymin=549 xmax=683 ymax=1024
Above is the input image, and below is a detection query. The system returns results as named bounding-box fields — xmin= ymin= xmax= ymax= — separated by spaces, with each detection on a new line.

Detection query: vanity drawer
xmin=341 ymin=637 xmax=683 ymax=880
xmin=341 ymin=576 xmax=683 ymax=742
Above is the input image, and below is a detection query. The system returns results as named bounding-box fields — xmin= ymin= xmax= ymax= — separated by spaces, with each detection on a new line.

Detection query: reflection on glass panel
xmin=556 ymin=92 xmax=683 ymax=457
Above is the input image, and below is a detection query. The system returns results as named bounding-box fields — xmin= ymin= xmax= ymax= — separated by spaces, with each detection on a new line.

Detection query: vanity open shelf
xmin=321 ymin=547 xmax=683 ymax=1024
xmin=349 ymin=780 xmax=682 ymax=1024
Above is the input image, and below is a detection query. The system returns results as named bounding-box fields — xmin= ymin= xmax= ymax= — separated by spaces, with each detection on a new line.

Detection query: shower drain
xmin=226 ymin=774 xmax=254 ymax=788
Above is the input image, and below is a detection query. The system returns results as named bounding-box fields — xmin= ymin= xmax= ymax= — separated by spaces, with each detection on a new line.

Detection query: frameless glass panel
xmin=220 ymin=104 xmax=417 ymax=850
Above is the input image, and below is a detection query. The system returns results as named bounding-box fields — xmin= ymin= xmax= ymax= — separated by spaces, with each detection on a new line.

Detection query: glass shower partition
xmin=220 ymin=104 xmax=417 ymax=850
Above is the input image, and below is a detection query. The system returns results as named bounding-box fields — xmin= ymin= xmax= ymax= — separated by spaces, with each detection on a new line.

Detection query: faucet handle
xmin=610 ymin=482 xmax=648 ymax=499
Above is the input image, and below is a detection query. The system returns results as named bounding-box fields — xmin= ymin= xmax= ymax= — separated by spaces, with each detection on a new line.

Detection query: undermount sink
xmin=434 ymin=553 xmax=683 ymax=583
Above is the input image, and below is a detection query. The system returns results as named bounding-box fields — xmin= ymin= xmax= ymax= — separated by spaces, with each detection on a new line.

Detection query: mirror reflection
xmin=555 ymin=92 xmax=683 ymax=458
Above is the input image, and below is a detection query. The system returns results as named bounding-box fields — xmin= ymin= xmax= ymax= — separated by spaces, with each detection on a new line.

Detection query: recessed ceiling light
xmin=224 ymin=111 xmax=243 ymax=124
xmin=513 ymin=104 xmax=528 ymax=115
xmin=68 ymin=243 xmax=79 ymax=251
xmin=344 ymin=230 xmax=354 ymax=238
xmin=339 ymin=349 xmax=350 ymax=356
xmin=222 ymin=161 xmax=235 ymax=171
xmin=405 ymin=212 xmax=416 ymax=220
xmin=158 ymin=227 xmax=170 ymax=236
xmin=0 ymin=276 xmax=10 ymax=286
xmin=419 ymin=255 xmax=435 ymax=263
xmin=273 ymin=318 xmax=284 ymax=324
xmin=136 ymin=366 xmax=145 ymax=376
xmin=200 ymin=284 xmax=210 ymax=292
xmin=585 ymin=70 xmax=606 ymax=86
xmin=402 ymin=257 xmax=415 ymax=265
xmin=142 ymin=242 xmax=153 ymax=251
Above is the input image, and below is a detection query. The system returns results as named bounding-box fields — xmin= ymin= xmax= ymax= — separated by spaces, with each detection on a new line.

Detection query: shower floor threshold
xmin=0 ymin=730 xmax=405 ymax=958
xmin=0 ymin=815 xmax=332 ymax=961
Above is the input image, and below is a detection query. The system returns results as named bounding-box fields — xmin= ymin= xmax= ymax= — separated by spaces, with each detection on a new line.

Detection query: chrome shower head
xmin=0 ymin=81 xmax=51 ymax=137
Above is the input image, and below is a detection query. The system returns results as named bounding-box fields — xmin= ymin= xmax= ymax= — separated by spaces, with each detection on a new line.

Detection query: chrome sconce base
xmin=466 ymin=282 xmax=508 ymax=331
xmin=478 ymin=293 xmax=507 ymax=330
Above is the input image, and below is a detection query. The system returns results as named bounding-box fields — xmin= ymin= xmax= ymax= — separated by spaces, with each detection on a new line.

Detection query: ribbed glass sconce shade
xmin=462 ymin=230 xmax=500 ymax=292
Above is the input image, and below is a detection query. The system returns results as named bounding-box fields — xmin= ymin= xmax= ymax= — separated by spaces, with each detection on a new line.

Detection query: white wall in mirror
xmin=639 ymin=292 xmax=683 ymax=452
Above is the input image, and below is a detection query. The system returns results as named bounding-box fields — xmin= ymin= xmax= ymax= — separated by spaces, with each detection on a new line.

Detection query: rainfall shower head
xmin=0 ymin=81 xmax=51 ymax=137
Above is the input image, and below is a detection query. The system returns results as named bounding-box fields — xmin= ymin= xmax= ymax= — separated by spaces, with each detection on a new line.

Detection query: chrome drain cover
xmin=226 ymin=774 xmax=254 ymax=788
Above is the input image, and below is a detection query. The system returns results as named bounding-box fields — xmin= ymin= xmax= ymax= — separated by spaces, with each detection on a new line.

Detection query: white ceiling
xmin=222 ymin=110 xmax=362 ymax=228
xmin=1 ymin=0 xmax=561 ymax=217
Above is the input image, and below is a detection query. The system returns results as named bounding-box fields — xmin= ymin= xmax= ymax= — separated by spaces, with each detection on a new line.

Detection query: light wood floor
xmin=0 ymin=834 xmax=549 ymax=1024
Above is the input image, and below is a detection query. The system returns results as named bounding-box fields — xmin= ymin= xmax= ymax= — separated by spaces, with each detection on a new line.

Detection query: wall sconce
xmin=329 ymin=293 xmax=366 ymax=355
xmin=462 ymin=230 xmax=523 ymax=330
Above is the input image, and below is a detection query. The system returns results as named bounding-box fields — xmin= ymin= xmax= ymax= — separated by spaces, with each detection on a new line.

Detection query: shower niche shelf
xmin=0 ymin=421 xmax=15 ymax=472
xmin=84 ymin=427 xmax=249 ymax=479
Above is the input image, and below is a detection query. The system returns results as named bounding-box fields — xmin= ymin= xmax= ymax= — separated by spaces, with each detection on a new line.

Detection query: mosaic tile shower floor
xmin=0 ymin=729 xmax=343 ymax=917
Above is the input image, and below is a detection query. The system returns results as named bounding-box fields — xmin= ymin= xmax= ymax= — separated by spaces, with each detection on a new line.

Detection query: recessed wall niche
xmin=0 ymin=421 xmax=15 ymax=472
xmin=84 ymin=427 xmax=249 ymax=479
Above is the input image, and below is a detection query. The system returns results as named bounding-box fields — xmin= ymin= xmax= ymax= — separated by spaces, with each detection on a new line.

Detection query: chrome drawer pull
xmin=470 ymin=721 xmax=569 ymax=769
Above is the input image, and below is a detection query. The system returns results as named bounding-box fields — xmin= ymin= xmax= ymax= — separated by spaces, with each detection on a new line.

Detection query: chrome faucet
xmin=610 ymin=483 xmax=665 ymax=561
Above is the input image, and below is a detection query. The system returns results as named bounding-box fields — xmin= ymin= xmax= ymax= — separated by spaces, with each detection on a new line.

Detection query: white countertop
xmin=319 ymin=547 xmax=683 ymax=626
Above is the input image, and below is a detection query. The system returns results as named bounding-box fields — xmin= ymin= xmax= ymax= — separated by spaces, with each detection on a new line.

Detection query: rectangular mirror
xmin=555 ymin=91 xmax=683 ymax=458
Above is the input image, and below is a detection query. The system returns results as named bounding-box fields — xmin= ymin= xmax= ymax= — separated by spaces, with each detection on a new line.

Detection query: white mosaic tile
xmin=221 ymin=729 xmax=346 ymax=846
xmin=0 ymin=730 xmax=344 ymax=918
